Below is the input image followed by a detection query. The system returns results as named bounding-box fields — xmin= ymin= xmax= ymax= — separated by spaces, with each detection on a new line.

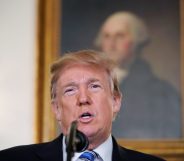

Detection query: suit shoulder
xmin=0 ymin=140 xmax=60 ymax=161
xmin=119 ymin=146 xmax=166 ymax=161
xmin=0 ymin=135 xmax=62 ymax=161
xmin=0 ymin=141 xmax=50 ymax=153
xmin=0 ymin=143 xmax=48 ymax=161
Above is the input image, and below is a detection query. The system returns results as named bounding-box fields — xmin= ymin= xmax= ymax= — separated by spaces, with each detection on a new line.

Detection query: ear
xmin=112 ymin=93 xmax=122 ymax=118
xmin=51 ymin=100 xmax=61 ymax=121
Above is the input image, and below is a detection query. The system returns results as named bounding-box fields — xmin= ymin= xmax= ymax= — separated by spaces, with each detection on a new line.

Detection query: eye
xmin=91 ymin=84 xmax=100 ymax=88
xmin=89 ymin=83 xmax=102 ymax=91
xmin=64 ymin=87 xmax=77 ymax=96
xmin=115 ymin=32 xmax=126 ymax=40
xmin=101 ymin=33 xmax=111 ymax=40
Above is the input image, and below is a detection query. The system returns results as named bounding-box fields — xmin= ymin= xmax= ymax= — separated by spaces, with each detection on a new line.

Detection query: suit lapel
xmin=112 ymin=136 xmax=127 ymax=161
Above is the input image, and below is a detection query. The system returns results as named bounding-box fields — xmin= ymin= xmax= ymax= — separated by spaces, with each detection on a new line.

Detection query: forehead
xmin=102 ymin=17 xmax=130 ymax=34
xmin=57 ymin=63 xmax=109 ymax=85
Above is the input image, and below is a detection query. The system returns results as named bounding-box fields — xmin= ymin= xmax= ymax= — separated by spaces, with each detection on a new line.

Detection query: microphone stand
xmin=66 ymin=120 xmax=77 ymax=161
xmin=66 ymin=120 xmax=89 ymax=161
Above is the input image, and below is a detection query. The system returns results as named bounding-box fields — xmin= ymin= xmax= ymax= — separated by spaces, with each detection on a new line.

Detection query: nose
xmin=77 ymin=87 xmax=92 ymax=107
xmin=105 ymin=37 xmax=116 ymax=50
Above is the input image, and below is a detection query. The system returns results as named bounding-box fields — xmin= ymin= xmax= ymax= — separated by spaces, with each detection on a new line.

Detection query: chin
xmin=78 ymin=127 xmax=96 ymax=138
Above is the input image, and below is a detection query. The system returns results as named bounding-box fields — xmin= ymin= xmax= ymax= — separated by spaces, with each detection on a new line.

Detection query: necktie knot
xmin=78 ymin=151 xmax=98 ymax=161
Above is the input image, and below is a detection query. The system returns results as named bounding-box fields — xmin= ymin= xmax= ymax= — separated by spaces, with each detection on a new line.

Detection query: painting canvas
xmin=60 ymin=0 xmax=182 ymax=139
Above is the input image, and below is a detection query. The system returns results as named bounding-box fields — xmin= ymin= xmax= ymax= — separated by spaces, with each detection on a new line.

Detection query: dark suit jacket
xmin=0 ymin=134 xmax=165 ymax=161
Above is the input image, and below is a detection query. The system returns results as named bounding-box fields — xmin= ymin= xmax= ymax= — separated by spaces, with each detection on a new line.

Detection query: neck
xmin=87 ymin=133 xmax=110 ymax=150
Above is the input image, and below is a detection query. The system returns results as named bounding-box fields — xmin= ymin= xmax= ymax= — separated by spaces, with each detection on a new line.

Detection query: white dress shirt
xmin=62 ymin=134 xmax=113 ymax=161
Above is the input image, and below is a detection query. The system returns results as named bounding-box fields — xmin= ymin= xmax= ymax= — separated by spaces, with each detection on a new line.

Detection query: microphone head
xmin=75 ymin=130 xmax=89 ymax=152
xmin=65 ymin=128 xmax=89 ymax=153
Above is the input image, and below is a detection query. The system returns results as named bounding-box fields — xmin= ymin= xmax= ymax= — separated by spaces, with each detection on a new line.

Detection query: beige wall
xmin=0 ymin=0 xmax=36 ymax=150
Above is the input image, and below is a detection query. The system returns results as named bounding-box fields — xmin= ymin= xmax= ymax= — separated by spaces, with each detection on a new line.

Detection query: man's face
xmin=100 ymin=18 xmax=134 ymax=64
xmin=52 ymin=64 xmax=121 ymax=148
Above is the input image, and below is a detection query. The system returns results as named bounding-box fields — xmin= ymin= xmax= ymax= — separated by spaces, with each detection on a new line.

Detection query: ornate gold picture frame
xmin=35 ymin=0 xmax=184 ymax=160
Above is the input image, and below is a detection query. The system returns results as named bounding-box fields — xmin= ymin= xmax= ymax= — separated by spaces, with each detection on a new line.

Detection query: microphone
xmin=65 ymin=120 xmax=89 ymax=161
xmin=75 ymin=129 xmax=89 ymax=152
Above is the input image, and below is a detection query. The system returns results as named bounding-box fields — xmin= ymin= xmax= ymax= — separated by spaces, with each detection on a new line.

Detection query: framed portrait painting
xmin=35 ymin=0 xmax=184 ymax=160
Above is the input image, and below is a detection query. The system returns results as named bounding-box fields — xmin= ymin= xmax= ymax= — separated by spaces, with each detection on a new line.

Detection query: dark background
xmin=61 ymin=0 xmax=179 ymax=51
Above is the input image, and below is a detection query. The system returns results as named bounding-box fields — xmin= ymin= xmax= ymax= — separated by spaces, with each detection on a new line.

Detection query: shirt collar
xmin=62 ymin=134 xmax=113 ymax=161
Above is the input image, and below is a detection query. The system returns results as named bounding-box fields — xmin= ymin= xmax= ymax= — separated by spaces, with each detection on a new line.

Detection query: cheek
xmin=123 ymin=41 xmax=132 ymax=49
xmin=101 ymin=42 xmax=111 ymax=51
xmin=118 ymin=39 xmax=133 ymax=51
xmin=58 ymin=100 xmax=78 ymax=134
xmin=96 ymin=95 xmax=114 ymax=120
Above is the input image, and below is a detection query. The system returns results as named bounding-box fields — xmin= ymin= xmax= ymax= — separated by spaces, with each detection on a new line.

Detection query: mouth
xmin=78 ymin=112 xmax=95 ymax=123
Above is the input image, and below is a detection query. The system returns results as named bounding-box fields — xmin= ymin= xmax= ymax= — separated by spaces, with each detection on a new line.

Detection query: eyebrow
xmin=62 ymin=78 xmax=101 ymax=89
xmin=61 ymin=82 xmax=78 ymax=89
xmin=87 ymin=78 xmax=101 ymax=84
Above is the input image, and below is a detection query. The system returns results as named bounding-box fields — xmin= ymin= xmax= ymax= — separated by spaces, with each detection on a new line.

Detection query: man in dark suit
xmin=0 ymin=50 xmax=165 ymax=161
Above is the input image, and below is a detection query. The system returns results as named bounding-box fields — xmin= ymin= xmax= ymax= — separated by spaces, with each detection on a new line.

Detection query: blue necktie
xmin=78 ymin=151 xmax=98 ymax=161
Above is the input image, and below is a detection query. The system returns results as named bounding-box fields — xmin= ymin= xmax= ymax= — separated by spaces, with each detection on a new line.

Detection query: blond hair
xmin=50 ymin=50 xmax=121 ymax=100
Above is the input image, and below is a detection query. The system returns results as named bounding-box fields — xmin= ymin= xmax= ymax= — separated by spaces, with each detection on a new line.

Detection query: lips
xmin=78 ymin=112 xmax=95 ymax=123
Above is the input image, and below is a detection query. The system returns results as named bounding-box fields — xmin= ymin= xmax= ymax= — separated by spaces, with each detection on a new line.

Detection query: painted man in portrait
xmin=95 ymin=11 xmax=181 ymax=138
